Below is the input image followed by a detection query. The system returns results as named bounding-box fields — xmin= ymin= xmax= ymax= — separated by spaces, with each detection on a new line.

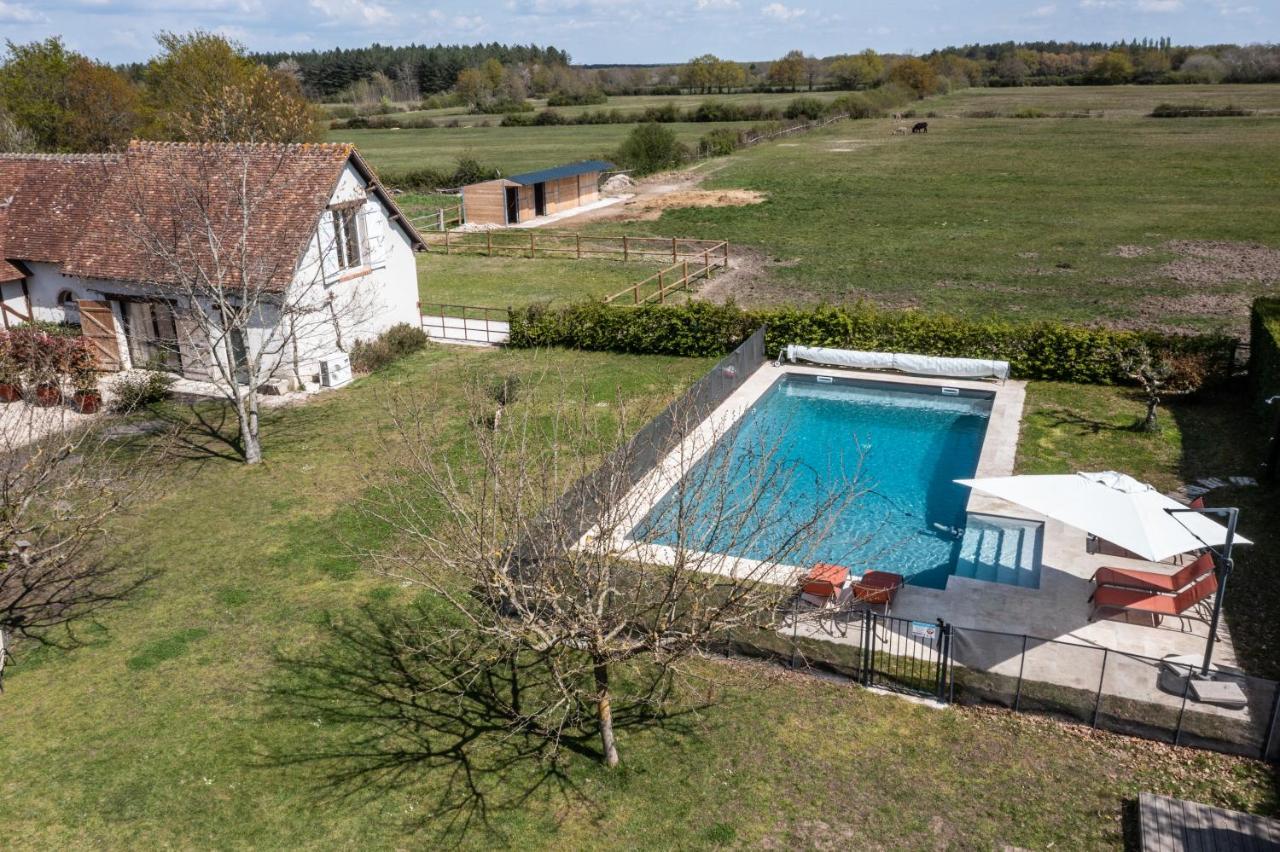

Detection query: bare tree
xmin=0 ymin=400 xmax=172 ymax=688
xmin=361 ymin=374 xmax=863 ymax=767
xmin=115 ymin=142 xmax=380 ymax=464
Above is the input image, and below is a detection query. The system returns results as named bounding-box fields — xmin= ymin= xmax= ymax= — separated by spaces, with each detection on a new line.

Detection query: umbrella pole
xmin=1167 ymin=506 xmax=1238 ymax=678
xmin=1199 ymin=508 xmax=1237 ymax=678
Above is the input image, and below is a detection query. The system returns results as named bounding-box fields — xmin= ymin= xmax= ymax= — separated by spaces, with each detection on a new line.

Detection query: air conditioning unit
xmin=319 ymin=352 xmax=352 ymax=388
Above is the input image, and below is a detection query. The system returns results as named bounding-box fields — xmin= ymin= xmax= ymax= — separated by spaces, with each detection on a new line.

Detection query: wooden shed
xmin=461 ymin=160 xmax=614 ymax=226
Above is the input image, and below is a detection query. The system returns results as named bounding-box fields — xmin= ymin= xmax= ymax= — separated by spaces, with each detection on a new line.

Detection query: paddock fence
xmin=422 ymin=229 xmax=729 ymax=265
xmin=739 ymin=112 xmax=850 ymax=147
xmin=603 ymin=242 xmax=730 ymax=304
xmin=409 ymin=202 xmax=464 ymax=232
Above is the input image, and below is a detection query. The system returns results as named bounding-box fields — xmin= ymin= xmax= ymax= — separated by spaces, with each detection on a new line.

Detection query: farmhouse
xmin=461 ymin=159 xmax=613 ymax=226
xmin=0 ymin=141 xmax=425 ymax=389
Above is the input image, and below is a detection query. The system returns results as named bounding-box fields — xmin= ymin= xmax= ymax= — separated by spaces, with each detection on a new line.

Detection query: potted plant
xmin=68 ymin=340 xmax=101 ymax=414
xmin=26 ymin=332 xmax=66 ymax=408
xmin=0 ymin=335 xmax=19 ymax=403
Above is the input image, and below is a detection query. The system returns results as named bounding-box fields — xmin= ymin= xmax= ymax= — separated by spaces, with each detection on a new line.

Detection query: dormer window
xmin=331 ymin=205 xmax=364 ymax=271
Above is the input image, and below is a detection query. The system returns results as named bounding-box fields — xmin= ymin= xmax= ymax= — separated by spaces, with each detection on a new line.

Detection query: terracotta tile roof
xmin=0 ymin=141 xmax=424 ymax=291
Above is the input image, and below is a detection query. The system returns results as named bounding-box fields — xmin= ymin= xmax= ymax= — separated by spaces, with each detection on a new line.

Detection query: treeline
xmin=618 ymin=40 xmax=1280 ymax=96
xmin=0 ymin=33 xmax=322 ymax=153
xmin=927 ymin=39 xmax=1280 ymax=86
xmin=246 ymin=43 xmax=571 ymax=100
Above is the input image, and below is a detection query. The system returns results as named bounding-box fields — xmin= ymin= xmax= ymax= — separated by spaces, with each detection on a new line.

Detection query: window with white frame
xmin=330 ymin=206 xmax=364 ymax=271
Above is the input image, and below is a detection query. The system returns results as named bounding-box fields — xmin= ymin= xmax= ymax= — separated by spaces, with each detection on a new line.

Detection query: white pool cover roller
xmin=786 ymin=345 xmax=1011 ymax=380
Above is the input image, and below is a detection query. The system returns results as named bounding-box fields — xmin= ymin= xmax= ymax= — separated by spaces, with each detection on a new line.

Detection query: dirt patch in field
xmin=1110 ymin=244 xmax=1152 ymax=258
xmin=1158 ymin=240 xmax=1280 ymax=285
xmin=1123 ymin=291 xmax=1262 ymax=335
xmin=616 ymin=189 xmax=767 ymax=222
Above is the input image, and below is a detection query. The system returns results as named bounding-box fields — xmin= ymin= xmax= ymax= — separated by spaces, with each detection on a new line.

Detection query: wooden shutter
xmin=78 ymin=300 xmax=122 ymax=370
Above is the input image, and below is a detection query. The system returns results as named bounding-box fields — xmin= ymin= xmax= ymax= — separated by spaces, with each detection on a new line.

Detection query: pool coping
xmin=585 ymin=360 xmax=1026 ymax=586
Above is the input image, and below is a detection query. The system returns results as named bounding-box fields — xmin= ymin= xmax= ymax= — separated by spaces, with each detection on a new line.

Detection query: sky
xmin=0 ymin=0 xmax=1274 ymax=65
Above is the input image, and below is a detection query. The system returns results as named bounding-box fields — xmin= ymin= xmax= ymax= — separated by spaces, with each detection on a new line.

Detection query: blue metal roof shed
xmin=506 ymin=160 xmax=615 ymax=186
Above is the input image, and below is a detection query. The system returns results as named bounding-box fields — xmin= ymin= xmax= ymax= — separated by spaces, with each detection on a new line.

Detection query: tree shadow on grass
xmin=1039 ymin=405 xmax=1132 ymax=436
xmin=259 ymin=602 xmax=706 ymax=845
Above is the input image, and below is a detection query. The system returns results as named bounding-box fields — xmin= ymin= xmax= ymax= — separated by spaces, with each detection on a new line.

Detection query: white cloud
xmin=1030 ymin=3 xmax=1056 ymax=16
xmin=696 ymin=0 xmax=740 ymax=8
xmin=307 ymin=0 xmax=391 ymax=26
xmin=0 ymin=1 xmax=45 ymax=23
xmin=761 ymin=2 xmax=804 ymax=20
xmin=1137 ymin=0 xmax=1181 ymax=10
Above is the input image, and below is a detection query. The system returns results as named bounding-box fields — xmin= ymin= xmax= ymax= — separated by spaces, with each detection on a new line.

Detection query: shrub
xmin=784 ymin=97 xmax=828 ymax=121
xmin=830 ymin=92 xmax=880 ymax=119
xmin=508 ymin=301 xmax=1237 ymax=389
xmin=547 ymin=89 xmax=607 ymax=106
xmin=1150 ymin=103 xmax=1252 ymax=118
xmin=532 ymin=109 xmax=566 ymax=126
xmin=640 ymin=102 xmax=681 ymax=123
xmin=1250 ymin=298 xmax=1280 ymax=415
xmin=614 ymin=122 xmax=690 ymax=176
xmin=698 ymin=128 xmax=740 ymax=157
xmin=350 ymin=323 xmax=430 ymax=373
xmin=109 ymin=370 xmax=175 ymax=412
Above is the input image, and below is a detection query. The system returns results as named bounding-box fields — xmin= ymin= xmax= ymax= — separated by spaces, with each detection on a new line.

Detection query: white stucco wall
xmin=9 ymin=157 xmax=421 ymax=390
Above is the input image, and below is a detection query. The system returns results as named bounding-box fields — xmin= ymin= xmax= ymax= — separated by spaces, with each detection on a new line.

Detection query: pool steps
xmin=951 ymin=514 xmax=1043 ymax=589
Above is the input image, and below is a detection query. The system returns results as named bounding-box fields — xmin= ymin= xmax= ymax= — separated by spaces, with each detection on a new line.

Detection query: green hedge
xmin=508 ymin=301 xmax=1238 ymax=387
xmin=1250 ymin=298 xmax=1280 ymax=414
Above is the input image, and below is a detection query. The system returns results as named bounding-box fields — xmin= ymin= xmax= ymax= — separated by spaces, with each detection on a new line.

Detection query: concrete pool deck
xmin=603 ymin=358 xmax=1248 ymax=724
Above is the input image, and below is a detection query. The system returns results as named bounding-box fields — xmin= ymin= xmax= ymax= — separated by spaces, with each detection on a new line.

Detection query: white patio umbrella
xmin=954 ymin=471 xmax=1251 ymax=562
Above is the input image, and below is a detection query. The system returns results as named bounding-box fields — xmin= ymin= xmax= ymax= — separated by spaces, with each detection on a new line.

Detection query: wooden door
xmin=77 ymin=300 xmax=122 ymax=370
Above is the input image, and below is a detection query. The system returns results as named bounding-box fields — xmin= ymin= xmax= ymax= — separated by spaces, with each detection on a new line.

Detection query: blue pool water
xmin=631 ymin=373 xmax=995 ymax=589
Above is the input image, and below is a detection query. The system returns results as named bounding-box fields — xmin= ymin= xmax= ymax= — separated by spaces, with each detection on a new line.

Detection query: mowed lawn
xmin=0 ymin=344 xmax=1277 ymax=849
xmin=600 ymin=86 xmax=1280 ymax=332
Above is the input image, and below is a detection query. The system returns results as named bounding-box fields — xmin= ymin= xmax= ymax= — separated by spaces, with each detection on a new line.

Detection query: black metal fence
xmin=734 ymin=607 xmax=1280 ymax=763
xmin=517 ymin=325 xmax=769 ymax=561
xmin=950 ymin=625 xmax=1280 ymax=762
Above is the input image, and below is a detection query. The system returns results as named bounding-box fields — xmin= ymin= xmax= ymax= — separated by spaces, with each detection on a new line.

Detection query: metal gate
xmin=858 ymin=612 xmax=953 ymax=702
xmin=788 ymin=606 xmax=953 ymax=703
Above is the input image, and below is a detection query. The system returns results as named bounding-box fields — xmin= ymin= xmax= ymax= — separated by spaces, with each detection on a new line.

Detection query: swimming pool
xmin=630 ymin=373 xmax=996 ymax=590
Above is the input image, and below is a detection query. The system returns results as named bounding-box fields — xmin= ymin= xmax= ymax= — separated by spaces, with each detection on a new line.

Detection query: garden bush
xmin=1250 ymin=298 xmax=1280 ymax=414
xmin=109 ymin=370 xmax=175 ymax=412
xmin=350 ymin=323 xmax=431 ymax=373
xmin=508 ymin=301 xmax=1237 ymax=388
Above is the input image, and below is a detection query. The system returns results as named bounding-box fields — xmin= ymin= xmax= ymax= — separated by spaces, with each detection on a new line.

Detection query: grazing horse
xmin=892 ymin=126 xmax=909 ymax=135
xmin=912 ymin=121 xmax=929 ymax=134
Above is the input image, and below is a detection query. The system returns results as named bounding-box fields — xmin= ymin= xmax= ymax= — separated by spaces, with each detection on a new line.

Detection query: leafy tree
xmin=453 ymin=67 xmax=489 ymax=106
xmin=143 ymin=31 xmax=322 ymax=143
xmin=828 ymin=50 xmax=883 ymax=90
xmin=679 ymin=54 xmax=718 ymax=93
xmin=768 ymin=50 xmax=808 ymax=91
xmin=0 ymin=106 xmax=35 ymax=153
xmin=888 ymin=57 xmax=939 ymax=98
xmin=1089 ymin=50 xmax=1135 ymax=84
xmin=65 ymin=58 xmax=144 ymax=151
xmin=0 ymin=38 xmax=143 ymax=152
xmin=0 ymin=38 xmax=73 ymax=150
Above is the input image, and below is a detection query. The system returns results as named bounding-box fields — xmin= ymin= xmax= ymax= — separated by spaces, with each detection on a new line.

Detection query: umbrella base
xmin=1157 ymin=654 xmax=1248 ymax=708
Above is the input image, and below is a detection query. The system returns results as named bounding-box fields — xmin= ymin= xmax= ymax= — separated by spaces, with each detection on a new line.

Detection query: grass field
xmin=330 ymin=90 xmax=849 ymax=128
xmin=332 ymin=122 xmax=746 ymax=175
xmin=621 ymin=86 xmax=1280 ymax=333
xmin=1 ymin=346 xmax=1277 ymax=849
xmin=929 ymin=83 xmax=1280 ymax=116
xmin=418 ymin=253 xmax=662 ymax=309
